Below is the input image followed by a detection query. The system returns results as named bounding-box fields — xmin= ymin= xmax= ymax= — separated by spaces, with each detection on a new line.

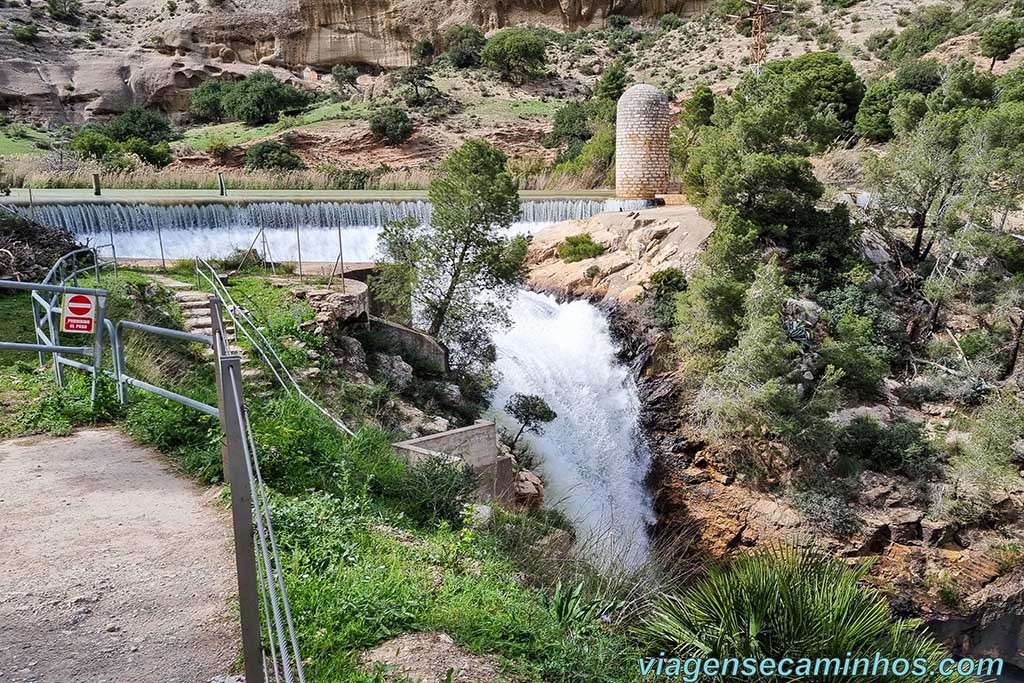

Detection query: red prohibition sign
xmin=67 ymin=294 xmax=93 ymax=317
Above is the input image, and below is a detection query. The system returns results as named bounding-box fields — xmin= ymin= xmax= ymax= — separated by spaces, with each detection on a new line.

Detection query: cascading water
xmin=20 ymin=198 xmax=650 ymax=261
xmin=20 ymin=196 xmax=657 ymax=565
xmin=491 ymin=290 xmax=654 ymax=567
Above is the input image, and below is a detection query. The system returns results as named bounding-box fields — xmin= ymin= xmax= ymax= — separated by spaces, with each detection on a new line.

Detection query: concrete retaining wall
xmin=371 ymin=317 xmax=449 ymax=372
xmin=392 ymin=421 xmax=514 ymax=504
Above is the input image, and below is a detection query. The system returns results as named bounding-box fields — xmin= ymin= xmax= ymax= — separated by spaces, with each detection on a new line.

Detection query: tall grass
xmin=2 ymin=154 xmax=611 ymax=191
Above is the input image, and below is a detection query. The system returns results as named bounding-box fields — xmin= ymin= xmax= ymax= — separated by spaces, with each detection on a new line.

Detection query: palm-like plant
xmin=640 ymin=547 xmax=971 ymax=682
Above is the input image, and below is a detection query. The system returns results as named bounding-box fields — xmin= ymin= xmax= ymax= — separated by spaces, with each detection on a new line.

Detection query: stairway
xmin=147 ymin=274 xmax=262 ymax=380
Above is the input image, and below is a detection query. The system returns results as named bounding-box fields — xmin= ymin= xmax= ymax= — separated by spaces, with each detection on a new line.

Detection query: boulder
xmin=513 ymin=469 xmax=545 ymax=509
xmin=372 ymin=353 xmax=414 ymax=391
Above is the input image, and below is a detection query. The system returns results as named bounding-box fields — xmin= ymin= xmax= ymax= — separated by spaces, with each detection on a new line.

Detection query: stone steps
xmin=152 ymin=274 xmax=262 ymax=381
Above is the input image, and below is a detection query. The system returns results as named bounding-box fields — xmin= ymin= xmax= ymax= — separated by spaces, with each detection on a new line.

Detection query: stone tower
xmin=615 ymin=84 xmax=671 ymax=199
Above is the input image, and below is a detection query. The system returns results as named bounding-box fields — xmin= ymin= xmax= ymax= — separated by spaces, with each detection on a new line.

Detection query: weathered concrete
xmin=370 ymin=317 xmax=449 ymax=372
xmin=393 ymin=421 xmax=514 ymax=504
xmin=0 ymin=428 xmax=238 ymax=682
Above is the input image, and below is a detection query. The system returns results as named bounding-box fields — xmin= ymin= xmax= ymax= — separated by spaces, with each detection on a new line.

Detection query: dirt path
xmin=0 ymin=428 xmax=239 ymax=683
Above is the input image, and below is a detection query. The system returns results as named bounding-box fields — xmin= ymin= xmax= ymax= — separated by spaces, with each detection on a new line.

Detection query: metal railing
xmin=195 ymin=256 xmax=354 ymax=436
xmin=1 ymin=251 xmax=307 ymax=681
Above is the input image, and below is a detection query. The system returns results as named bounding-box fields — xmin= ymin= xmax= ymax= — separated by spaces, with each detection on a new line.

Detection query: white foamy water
xmin=21 ymin=199 xmax=649 ymax=261
xmin=492 ymin=290 xmax=654 ymax=567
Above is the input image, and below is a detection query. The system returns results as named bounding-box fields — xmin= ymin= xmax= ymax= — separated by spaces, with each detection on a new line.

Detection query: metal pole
xmin=90 ymin=295 xmax=107 ymax=407
xmin=218 ymin=355 xmax=265 ymax=683
xmin=218 ymin=172 xmax=226 ymax=197
xmin=92 ymin=173 xmax=101 ymax=197
xmin=48 ymin=291 xmax=64 ymax=387
xmin=107 ymin=224 xmax=119 ymax=282
xmin=338 ymin=225 xmax=346 ymax=293
xmin=157 ymin=223 xmax=166 ymax=270
xmin=294 ymin=224 xmax=303 ymax=283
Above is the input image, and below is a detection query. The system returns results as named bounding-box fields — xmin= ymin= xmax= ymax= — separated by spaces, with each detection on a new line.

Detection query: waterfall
xmin=491 ymin=290 xmax=654 ymax=567
xmin=20 ymin=198 xmax=651 ymax=261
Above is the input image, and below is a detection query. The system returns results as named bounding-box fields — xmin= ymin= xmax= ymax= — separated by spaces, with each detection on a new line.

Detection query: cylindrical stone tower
xmin=615 ymin=84 xmax=671 ymax=199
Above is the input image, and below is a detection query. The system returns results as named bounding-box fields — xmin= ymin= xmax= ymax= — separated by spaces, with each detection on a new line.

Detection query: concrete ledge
xmin=392 ymin=421 xmax=514 ymax=504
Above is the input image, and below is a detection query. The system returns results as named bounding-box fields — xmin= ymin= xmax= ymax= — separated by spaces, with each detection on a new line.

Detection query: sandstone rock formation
xmin=527 ymin=204 xmax=714 ymax=302
xmin=0 ymin=0 xmax=701 ymax=125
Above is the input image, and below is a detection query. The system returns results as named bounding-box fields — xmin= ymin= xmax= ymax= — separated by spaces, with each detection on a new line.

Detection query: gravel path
xmin=0 ymin=428 xmax=239 ymax=683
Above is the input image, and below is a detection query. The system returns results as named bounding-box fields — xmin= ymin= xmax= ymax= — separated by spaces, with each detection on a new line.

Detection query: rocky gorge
xmin=525 ymin=205 xmax=1024 ymax=672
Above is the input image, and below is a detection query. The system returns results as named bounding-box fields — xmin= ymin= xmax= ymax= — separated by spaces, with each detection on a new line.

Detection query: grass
xmin=183 ymin=100 xmax=373 ymax=150
xmin=0 ymin=126 xmax=52 ymax=156
xmin=0 ymin=291 xmax=40 ymax=364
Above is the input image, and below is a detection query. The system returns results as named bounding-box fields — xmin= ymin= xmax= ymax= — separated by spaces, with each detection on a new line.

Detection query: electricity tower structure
xmin=728 ymin=0 xmax=794 ymax=77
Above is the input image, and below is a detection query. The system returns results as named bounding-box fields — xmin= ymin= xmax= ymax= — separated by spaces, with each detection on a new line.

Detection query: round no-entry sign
xmin=61 ymin=292 xmax=98 ymax=334
xmin=67 ymin=294 xmax=93 ymax=317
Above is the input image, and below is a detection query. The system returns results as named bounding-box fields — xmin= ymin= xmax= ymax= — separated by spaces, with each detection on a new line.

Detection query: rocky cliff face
xmin=0 ymin=0 xmax=700 ymax=124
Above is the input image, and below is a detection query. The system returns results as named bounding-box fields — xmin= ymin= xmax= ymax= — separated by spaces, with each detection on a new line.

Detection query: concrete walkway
xmin=3 ymin=188 xmax=614 ymax=205
xmin=0 ymin=429 xmax=239 ymax=682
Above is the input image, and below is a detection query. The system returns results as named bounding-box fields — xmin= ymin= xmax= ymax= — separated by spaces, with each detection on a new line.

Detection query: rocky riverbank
xmin=528 ymin=208 xmax=1024 ymax=672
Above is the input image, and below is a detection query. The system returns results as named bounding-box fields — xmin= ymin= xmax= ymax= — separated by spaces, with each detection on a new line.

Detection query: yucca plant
xmin=640 ymin=547 xmax=972 ymax=682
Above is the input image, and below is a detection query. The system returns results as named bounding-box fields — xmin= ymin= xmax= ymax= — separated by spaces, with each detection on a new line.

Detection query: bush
xmin=818 ymin=313 xmax=890 ymax=396
xmin=557 ymin=234 xmax=606 ymax=262
xmin=369 ymin=106 xmax=413 ymax=145
xmin=481 ymin=27 xmax=548 ymax=84
xmin=222 ymin=71 xmax=312 ymax=125
xmin=894 ymin=59 xmax=943 ymax=95
xmin=643 ymin=548 xmax=965 ymax=674
xmin=836 ymin=416 xmax=938 ymax=478
xmin=444 ymin=24 xmax=485 ymax=68
xmin=392 ymin=455 xmax=477 ymax=527
xmin=11 ymin=23 xmax=39 ymax=42
xmin=189 ymin=78 xmax=234 ymax=121
xmin=643 ymin=268 xmax=687 ymax=331
xmin=855 ymin=79 xmax=898 ymax=141
xmin=103 ymin=107 xmax=177 ymax=145
xmin=46 ymin=0 xmax=79 ymax=23
xmin=593 ymin=59 xmax=628 ymax=101
xmin=244 ymin=140 xmax=305 ymax=170
xmin=658 ymin=13 xmax=684 ymax=31
xmin=410 ymin=38 xmax=435 ymax=64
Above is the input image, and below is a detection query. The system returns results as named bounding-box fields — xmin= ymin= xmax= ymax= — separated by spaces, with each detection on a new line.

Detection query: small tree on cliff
xmin=504 ymin=393 xmax=557 ymax=454
xmin=371 ymin=139 xmax=526 ymax=368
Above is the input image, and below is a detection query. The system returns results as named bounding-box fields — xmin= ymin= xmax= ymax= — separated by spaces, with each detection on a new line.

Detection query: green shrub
xmin=788 ymin=478 xmax=861 ymax=535
xmin=11 ymin=23 xmax=40 ymax=42
xmin=244 ymin=140 xmax=304 ymax=170
xmin=369 ymin=106 xmax=413 ymax=145
xmin=481 ymin=27 xmax=548 ymax=84
xmin=593 ymin=59 xmax=629 ymax=101
xmin=222 ymin=71 xmax=312 ymax=125
xmin=643 ymin=268 xmax=687 ymax=331
xmin=642 ymin=548 xmax=968 ymax=675
xmin=189 ymin=78 xmax=234 ymax=121
xmin=444 ymin=24 xmax=485 ymax=68
xmin=391 ymin=455 xmax=477 ymax=527
xmin=836 ymin=416 xmax=937 ymax=478
xmin=46 ymin=0 xmax=80 ymax=23
xmin=818 ymin=313 xmax=890 ymax=396
xmin=410 ymin=38 xmax=435 ymax=64
xmin=855 ymin=78 xmax=898 ymax=141
xmin=558 ymin=234 xmax=606 ymax=262
xmin=980 ymin=19 xmax=1022 ymax=70
xmin=658 ymin=13 xmax=684 ymax=31
xmin=103 ymin=107 xmax=177 ymax=145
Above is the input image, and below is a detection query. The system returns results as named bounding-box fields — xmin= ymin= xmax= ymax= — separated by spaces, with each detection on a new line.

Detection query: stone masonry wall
xmin=615 ymin=84 xmax=672 ymax=199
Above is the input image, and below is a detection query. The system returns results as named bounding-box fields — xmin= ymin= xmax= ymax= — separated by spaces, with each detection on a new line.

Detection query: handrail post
xmin=218 ymin=355 xmax=265 ymax=683
xmin=90 ymin=294 xmax=107 ymax=407
xmin=210 ymin=296 xmax=229 ymax=479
